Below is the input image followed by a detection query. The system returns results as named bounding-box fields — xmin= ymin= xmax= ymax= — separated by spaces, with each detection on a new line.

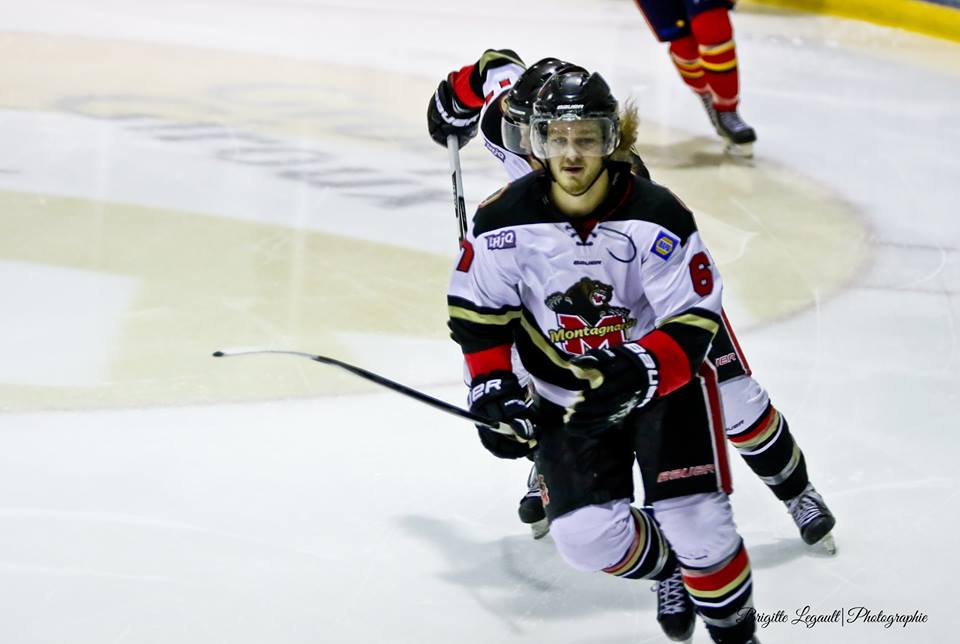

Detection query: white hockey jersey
xmin=448 ymin=164 xmax=724 ymax=408
xmin=477 ymin=69 xmax=533 ymax=182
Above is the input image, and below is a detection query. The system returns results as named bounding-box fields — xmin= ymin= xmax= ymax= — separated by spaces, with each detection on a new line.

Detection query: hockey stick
xmin=212 ymin=349 xmax=535 ymax=444
xmin=446 ymin=134 xmax=468 ymax=242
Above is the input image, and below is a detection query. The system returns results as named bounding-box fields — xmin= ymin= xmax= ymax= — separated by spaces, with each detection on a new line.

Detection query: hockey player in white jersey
xmin=428 ymin=50 xmax=835 ymax=554
xmin=429 ymin=51 xmax=650 ymax=540
xmin=447 ymin=68 xmax=760 ymax=644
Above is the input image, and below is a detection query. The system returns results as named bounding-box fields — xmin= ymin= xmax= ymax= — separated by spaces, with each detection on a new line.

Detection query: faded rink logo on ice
xmin=0 ymin=30 xmax=869 ymax=411
xmin=739 ymin=605 xmax=929 ymax=630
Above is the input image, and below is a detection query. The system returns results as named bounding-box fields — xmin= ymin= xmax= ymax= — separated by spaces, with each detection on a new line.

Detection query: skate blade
xmin=813 ymin=532 xmax=837 ymax=555
xmin=529 ymin=518 xmax=549 ymax=540
xmin=724 ymin=141 xmax=754 ymax=159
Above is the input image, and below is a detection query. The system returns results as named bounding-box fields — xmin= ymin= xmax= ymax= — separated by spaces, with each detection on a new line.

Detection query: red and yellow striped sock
xmin=691 ymin=8 xmax=740 ymax=111
xmin=669 ymin=35 xmax=708 ymax=94
xmin=682 ymin=540 xmax=753 ymax=627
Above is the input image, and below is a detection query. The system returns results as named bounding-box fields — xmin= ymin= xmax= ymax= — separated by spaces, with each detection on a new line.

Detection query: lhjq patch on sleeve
xmin=651 ymin=231 xmax=679 ymax=260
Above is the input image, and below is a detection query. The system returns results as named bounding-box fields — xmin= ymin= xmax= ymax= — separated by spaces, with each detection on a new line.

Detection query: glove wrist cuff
xmin=620 ymin=343 xmax=659 ymax=406
xmin=468 ymin=370 xmax=520 ymax=405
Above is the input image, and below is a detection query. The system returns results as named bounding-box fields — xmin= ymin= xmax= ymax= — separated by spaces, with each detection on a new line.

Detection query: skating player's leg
xmin=550 ymin=504 xmax=695 ymax=642
xmin=518 ymin=462 xmax=549 ymax=538
xmin=667 ymin=34 xmax=721 ymax=131
xmin=533 ymin=400 xmax=691 ymax=642
xmin=507 ymin=350 xmax=552 ymax=539
xmin=636 ymin=366 xmax=757 ymax=644
xmin=721 ymin=376 xmax=837 ymax=549
xmin=686 ymin=2 xmax=757 ymax=154
xmin=633 ymin=0 xmax=706 ymax=106
xmin=550 ymin=500 xmax=677 ymax=580
xmin=540 ymin=368 xmax=757 ymax=643
xmin=654 ymin=494 xmax=757 ymax=644
xmin=534 ymin=399 xmax=672 ymax=579
xmin=634 ymin=0 xmax=755 ymax=154
xmin=633 ymin=0 xmax=705 ymax=104
xmin=710 ymin=315 xmax=836 ymax=549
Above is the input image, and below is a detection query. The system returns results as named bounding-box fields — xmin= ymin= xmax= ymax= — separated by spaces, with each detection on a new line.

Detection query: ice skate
xmin=518 ymin=492 xmax=548 ymax=539
xmin=697 ymin=91 xmax=721 ymax=132
xmin=653 ymin=564 xmax=695 ymax=642
xmin=786 ymin=483 xmax=836 ymax=554
xmin=518 ymin=465 xmax=548 ymax=539
xmin=715 ymin=109 xmax=756 ymax=158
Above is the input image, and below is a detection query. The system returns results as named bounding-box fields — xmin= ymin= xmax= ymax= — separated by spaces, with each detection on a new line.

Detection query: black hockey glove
xmin=427 ymin=79 xmax=480 ymax=149
xmin=565 ymin=343 xmax=659 ymax=438
xmin=468 ymin=371 xmax=537 ymax=460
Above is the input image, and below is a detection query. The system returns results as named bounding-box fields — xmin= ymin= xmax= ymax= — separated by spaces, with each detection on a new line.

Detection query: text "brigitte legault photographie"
xmin=740 ymin=605 xmax=929 ymax=629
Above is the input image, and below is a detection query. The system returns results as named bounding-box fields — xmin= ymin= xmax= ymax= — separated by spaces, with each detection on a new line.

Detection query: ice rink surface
xmin=0 ymin=1 xmax=958 ymax=642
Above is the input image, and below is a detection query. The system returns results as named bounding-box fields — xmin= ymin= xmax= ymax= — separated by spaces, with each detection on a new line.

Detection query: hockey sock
xmin=691 ymin=8 xmax=740 ymax=111
xmin=668 ymin=36 xmax=708 ymax=94
xmin=602 ymin=507 xmax=676 ymax=580
xmin=682 ymin=540 xmax=754 ymax=636
xmin=727 ymin=404 xmax=810 ymax=501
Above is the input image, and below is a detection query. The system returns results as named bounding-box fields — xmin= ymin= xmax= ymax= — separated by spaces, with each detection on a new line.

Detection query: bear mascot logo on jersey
xmin=545 ymin=277 xmax=636 ymax=355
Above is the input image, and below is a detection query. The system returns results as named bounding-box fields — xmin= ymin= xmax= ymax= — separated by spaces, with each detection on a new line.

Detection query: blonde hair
xmin=611 ymin=99 xmax=639 ymax=162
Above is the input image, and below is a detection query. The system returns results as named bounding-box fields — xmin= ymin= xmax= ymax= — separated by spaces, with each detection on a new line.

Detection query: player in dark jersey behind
xmin=447 ymin=68 xmax=761 ymax=644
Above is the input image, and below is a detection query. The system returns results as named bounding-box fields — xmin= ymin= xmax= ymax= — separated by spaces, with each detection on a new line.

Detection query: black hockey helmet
xmin=529 ymin=70 xmax=620 ymax=160
xmin=501 ymin=58 xmax=586 ymax=154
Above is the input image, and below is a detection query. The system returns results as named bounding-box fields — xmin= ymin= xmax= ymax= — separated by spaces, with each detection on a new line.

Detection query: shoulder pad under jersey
xmin=472 ymin=172 xmax=552 ymax=237
xmin=618 ymin=175 xmax=699 ymax=244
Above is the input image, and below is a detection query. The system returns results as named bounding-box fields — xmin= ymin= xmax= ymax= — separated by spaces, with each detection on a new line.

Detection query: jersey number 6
xmin=688 ymin=251 xmax=714 ymax=296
